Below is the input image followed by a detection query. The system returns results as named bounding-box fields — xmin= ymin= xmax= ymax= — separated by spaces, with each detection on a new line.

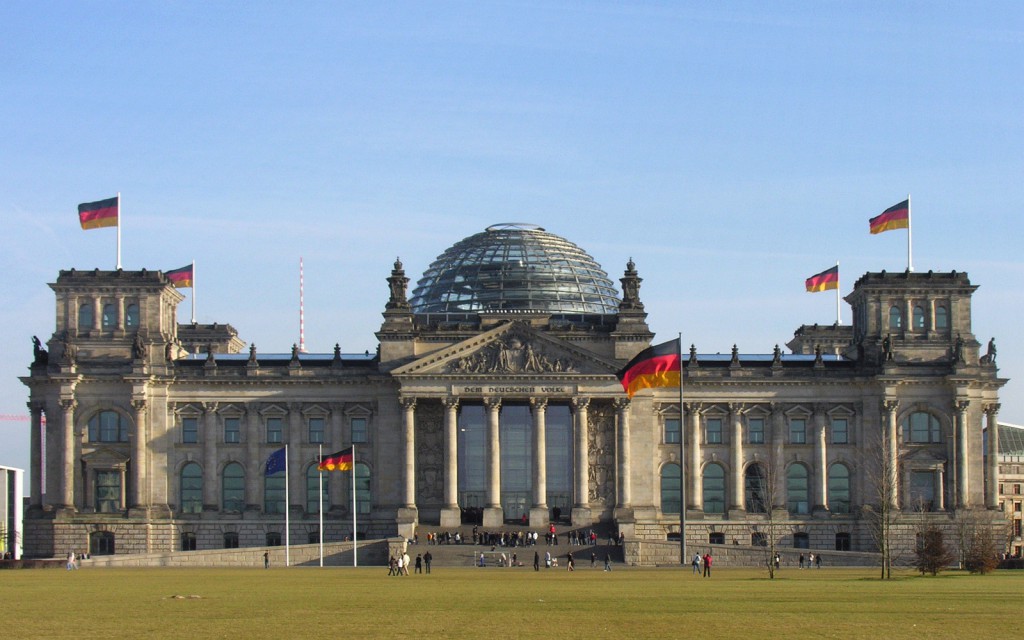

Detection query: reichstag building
xmin=21 ymin=223 xmax=1006 ymax=561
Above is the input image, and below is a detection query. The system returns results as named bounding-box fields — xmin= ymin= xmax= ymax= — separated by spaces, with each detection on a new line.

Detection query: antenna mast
xmin=299 ymin=257 xmax=307 ymax=353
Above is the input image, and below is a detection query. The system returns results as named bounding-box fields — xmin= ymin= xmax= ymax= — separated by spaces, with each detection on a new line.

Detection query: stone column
xmin=614 ymin=399 xmax=630 ymax=508
xmin=771 ymin=403 xmax=786 ymax=510
xmin=935 ymin=468 xmax=945 ymax=511
xmin=440 ymin=397 xmax=461 ymax=527
xmin=571 ymin=397 xmax=591 ymax=525
xmin=202 ymin=402 xmax=218 ymax=511
xmin=245 ymin=403 xmax=261 ymax=511
xmin=287 ymin=403 xmax=303 ymax=513
xmin=986 ymin=404 xmax=1000 ymax=509
xmin=529 ymin=397 xmax=549 ymax=527
xmin=59 ymin=398 xmax=76 ymax=510
xmin=813 ymin=404 xmax=828 ymax=514
xmin=955 ymin=400 xmax=969 ymax=508
xmin=28 ymin=402 xmax=43 ymax=509
xmin=687 ymin=403 xmax=703 ymax=511
xmin=729 ymin=403 xmax=744 ymax=512
xmin=402 ymin=397 xmax=418 ymax=509
xmin=883 ymin=400 xmax=900 ymax=509
xmin=130 ymin=398 xmax=148 ymax=510
xmin=115 ymin=294 xmax=125 ymax=331
xmin=92 ymin=298 xmax=102 ymax=331
xmin=483 ymin=397 xmax=503 ymax=527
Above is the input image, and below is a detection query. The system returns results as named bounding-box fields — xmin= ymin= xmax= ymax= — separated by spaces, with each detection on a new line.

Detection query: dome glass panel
xmin=409 ymin=223 xmax=621 ymax=314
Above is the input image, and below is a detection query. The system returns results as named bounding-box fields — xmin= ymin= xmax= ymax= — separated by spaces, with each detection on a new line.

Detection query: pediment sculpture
xmin=446 ymin=335 xmax=579 ymax=374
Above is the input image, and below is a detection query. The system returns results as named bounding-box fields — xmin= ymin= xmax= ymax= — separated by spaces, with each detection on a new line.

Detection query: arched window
xmin=180 ymin=462 xmax=203 ymax=514
xmin=787 ymin=464 xmax=810 ymax=515
xmin=702 ymin=463 xmax=726 ymax=514
xmin=912 ymin=306 xmax=925 ymax=330
xmin=904 ymin=411 xmax=942 ymax=443
xmin=124 ymin=303 xmax=140 ymax=328
xmin=306 ymin=465 xmax=329 ymax=513
xmin=102 ymin=303 xmax=116 ymax=329
xmin=78 ymin=302 xmax=94 ymax=330
xmin=935 ymin=305 xmax=949 ymax=329
xmin=660 ymin=463 xmax=681 ymax=515
xmin=350 ymin=463 xmax=371 ymax=515
xmin=180 ymin=532 xmax=196 ymax=551
xmin=223 ymin=532 xmax=239 ymax=549
xmin=88 ymin=411 xmax=129 ymax=443
xmin=90 ymin=531 xmax=115 ymax=555
xmin=222 ymin=462 xmax=245 ymax=512
xmin=265 ymin=468 xmax=286 ymax=514
xmin=745 ymin=465 xmax=767 ymax=513
xmin=828 ymin=464 xmax=851 ymax=514
xmin=889 ymin=305 xmax=902 ymax=330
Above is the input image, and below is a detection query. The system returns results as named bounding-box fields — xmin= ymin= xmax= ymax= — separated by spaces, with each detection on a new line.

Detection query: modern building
xmin=997 ymin=422 xmax=1024 ymax=558
xmin=20 ymin=223 xmax=1008 ymax=560
xmin=0 ymin=465 xmax=24 ymax=559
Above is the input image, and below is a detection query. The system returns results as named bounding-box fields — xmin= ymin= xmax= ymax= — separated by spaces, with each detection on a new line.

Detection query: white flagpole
xmin=678 ymin=334 xmax=686 ymax=565
xmin=352 ymin=444 xmax=358 ymax=568
xmin=285 ymin=444 xmax=290 ymax=567
xmin=191 ymin=260 xmax=196 ymax=324
xmin=907 ymin=194 xmax=913 ymax=272
xmin=116 ymin=192 xmax=122 ymax=269
xmin=835 ymin=260 xmax=841 ymax=325
xmin=318 ymin=444 xmax=324 ymax=568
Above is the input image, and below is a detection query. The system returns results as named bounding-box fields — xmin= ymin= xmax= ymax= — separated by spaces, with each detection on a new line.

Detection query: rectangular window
xmin=790 ymin=418 xmax=806 ymax=444
xmin=706 ymin=418 xmax=723 ymax=444
xmin=664 ymin=417 xmax=681 ymax=444
xmin=95 ymin=471 xmax=121 ymax=513
xmin=182 ymin=417 xmax=198 ymax=444
xmin=266 ymin=417 xmax=283 ymax=444
xmin=831 ymin=418 xmax=848 ymax=444
xmin=748 ymin=418 xmax=764 ymax=444
xmin=224 ymin=417 xmax=241 ymax=444
xmin=351 ymin=418 xmax=367 ymax=444
xmin=1016 ymin=502 xmax=1022 ymax=513
xmin=1016 ymin=484 xmax=1022 ymax=495
xmin=308 ymin=417 xmax=325 ymax=444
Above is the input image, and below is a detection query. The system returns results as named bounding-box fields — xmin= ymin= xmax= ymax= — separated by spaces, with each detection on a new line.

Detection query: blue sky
xmin=1 ymin=2 xmax=1022 ymax=475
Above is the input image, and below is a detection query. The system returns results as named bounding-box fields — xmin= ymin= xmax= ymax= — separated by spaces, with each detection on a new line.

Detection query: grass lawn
xmin=2 ymin=566 xmax=1021 ymax=639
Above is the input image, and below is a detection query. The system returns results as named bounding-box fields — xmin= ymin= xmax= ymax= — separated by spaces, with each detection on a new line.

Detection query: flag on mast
xmin=265 ymin=447 xmax=286 ymax=476
xmin=165 ymin=264 xmax=194 ymax=288
xmin=616 ymin=338 xmax=682 ymax=398
xmin=78 ymin=196 xmax=119 ymax=230
xmin=805 ymin=265 xmax=839 ymax=292
xmin=869 ymin=199 xmax=910 ymax=234
xmin=318 ymin=447 xmax=354 ymax=471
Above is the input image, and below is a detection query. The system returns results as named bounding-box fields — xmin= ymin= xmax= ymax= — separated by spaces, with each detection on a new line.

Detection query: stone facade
xmin=19 ymin=236 xmax=1008 ymax=565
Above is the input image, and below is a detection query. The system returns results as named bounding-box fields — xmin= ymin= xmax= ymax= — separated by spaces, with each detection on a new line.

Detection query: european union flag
xmin=265 ymin=447 xmax=286 ymax=476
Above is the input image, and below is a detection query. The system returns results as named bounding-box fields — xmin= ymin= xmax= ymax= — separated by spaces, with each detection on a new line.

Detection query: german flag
xmin=78 ymin=196 xmax=119 ymax=230
xmin=616 ymin=338 xmax=681 ymax=398
xmin=805 ymin=265 xmax=839 ymax=293
xmin=319 ymin=447 xmax=354 ymax=472
xmin=165 ymin=264 xmax=194 ymax=289
xmin=869 ymin=199 xmax=909 ymax=234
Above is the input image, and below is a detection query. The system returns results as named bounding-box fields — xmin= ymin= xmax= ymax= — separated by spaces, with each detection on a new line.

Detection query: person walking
xmin=604 ymin=554 xmax=612 ymax=572
xmin=566 ymin=551 xmax=575 ymax=572
xmin=415 ymin=553 xmax=423 ymax=574
xmin=534 ymin=551 xmax=540 ymax=571
xmin=424 ymin=551 xmax=432 ymax=574
xmin=263 ymin=551 xmax=269 ymax=569
xmin=692 ymin=552 xmax=701 ymax=575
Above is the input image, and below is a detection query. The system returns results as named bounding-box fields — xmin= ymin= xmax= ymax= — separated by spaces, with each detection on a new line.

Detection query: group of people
xmin=691 ymin=552 xmax=713 ymax=577
xmin=418 ymin=525 xmax=624 ymax=549
xmin=388 ymin=551 xmax=433 ymax=575
xmin=798 ymin=553 xmax=822 ymax=569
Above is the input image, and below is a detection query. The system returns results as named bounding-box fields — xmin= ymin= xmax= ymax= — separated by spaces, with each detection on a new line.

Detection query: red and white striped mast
xmin=299 ymin=257 xmax=307 ymax=353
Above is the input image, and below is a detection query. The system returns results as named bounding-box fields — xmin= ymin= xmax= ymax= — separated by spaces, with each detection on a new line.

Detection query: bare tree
xmin=750 ymin=455 xmax=783 ymax=579
xmin=860 ymin=408 xmax=900 ymax=579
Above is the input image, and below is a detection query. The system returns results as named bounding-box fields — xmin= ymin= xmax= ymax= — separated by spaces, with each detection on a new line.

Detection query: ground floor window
xmin=709 ymin=532 xmax=725 ymax=544
xmin=181 ymin=532 xmax=196 ymax=551
xmin=793 ymin=532 xmax=809 ymax=548
xmin=835 ymin=532 xmax=851 ymax=551
xmin=266 ymin=532 xmax=282 ymax=546
xmin=223 ymin=532 xmax=239 ymax=549
xmin=90 ymin=531 xmax=115 ymax=555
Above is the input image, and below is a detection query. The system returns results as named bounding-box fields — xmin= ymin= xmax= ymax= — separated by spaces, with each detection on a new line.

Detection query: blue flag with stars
xmin=265 ymin=447 xmax=286 ymax=476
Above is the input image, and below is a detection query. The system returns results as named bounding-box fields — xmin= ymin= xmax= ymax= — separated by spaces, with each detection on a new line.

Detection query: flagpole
xmin=835 ymin=260 xmax=841 ymax=325
xmin=678 ymin=333 xmax=686 ymax=565
xmin=352 ymin=444 xmax=358 ymax=568
xmin=116 ymin=192 xmax=122 ymax=269
xmin=318 ymin=444 xmax=324 ymax=568
xmin=907 ymin=194 xmax=913 ymax=272
xmin=285 ymin=444 xmax=290 ymax=567
xmin=191 ymin=260 xmax=196 ymax=324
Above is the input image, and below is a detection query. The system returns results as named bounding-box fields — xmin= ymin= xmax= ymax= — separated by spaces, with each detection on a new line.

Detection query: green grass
xmin=2 ymin=566 xmax=1022 ymax=639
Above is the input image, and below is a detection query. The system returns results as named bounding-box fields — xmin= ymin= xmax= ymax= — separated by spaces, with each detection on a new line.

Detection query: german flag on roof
xmin=318 ymin=447 xmax=354 ymax=472
xmin=616 ymin=338 xmax=681 ymax=398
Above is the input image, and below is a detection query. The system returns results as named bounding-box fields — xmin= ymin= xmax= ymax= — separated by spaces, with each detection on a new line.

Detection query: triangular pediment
xmin=82 ymin=446 xmax=130 ymax=466
xmin=903 ymin=448 xmax=947 ymax=465
xmin=392 ymin=321 xmax=620 ymax=377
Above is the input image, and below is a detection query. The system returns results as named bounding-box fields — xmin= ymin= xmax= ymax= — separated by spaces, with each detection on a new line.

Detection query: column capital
xmin=443 ymin=396 xmax=460 ymax=410
xmin=954 ymin=399 xmax=970 ymax=413
xmin=683 ymin=401 xmax=702 ymax=415
xmin=131 ymin=398 xmax=147 ymax=412
xmin=882 ymin=399 xmax=899 ymax=414
xmin=401 ymin=396 xmax=418 ymax=411
xmin=60 ymin=398 xmax=77 ymax=412
xmin=202 ymin=401 xmax=219 ymax=414
xmin=984 ymin=403 xmax=1001 ymax=417
xmin=613 ymin=398 xmax=630 ymax=412
xmin=530 ymin=397 xmax=549 ymax=412
xmin=728 ymin=402 xmax=746 ymax=415
xmin=571 ymin=396 xmax=590 ymax=411
xmin=483 ymin=397 xmax=501 ymax=411
xmin=28 ymin=401 xmax=44 ymax=415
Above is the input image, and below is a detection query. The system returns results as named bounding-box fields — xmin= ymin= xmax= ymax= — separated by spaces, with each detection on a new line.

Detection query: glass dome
xmin=409 ymin=223 xmax=621 ymax=314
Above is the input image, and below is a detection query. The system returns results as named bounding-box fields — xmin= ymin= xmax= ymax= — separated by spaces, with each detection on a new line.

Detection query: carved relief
xmin=447 ymin=334 xmax=579 ymax=374
xmin=415 ymin=402 xmax=444 ymax=506
xmin=587 ymin=402 xmax=616 ymax=506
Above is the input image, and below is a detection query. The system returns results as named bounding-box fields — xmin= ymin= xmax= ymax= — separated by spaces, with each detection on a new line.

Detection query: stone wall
xmin=82 ymin=539 xmax=387 ymax=568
